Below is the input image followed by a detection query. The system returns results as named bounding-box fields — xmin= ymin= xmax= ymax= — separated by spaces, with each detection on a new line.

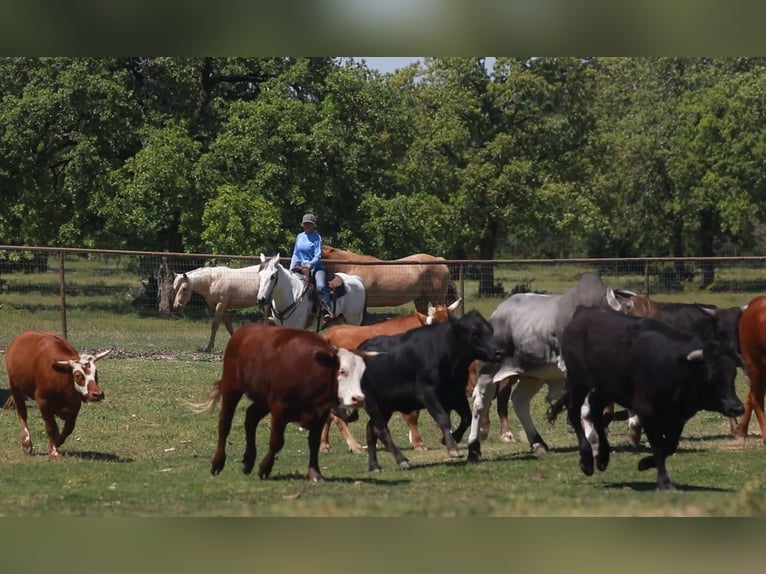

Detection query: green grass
xmin=1 ymin=254 xmax=765 ymax=516
xmin=0 ymin=357 xmax=763 ymax=517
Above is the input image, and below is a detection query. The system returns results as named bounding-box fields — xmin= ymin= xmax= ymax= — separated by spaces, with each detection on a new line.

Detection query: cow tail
xmin=2 ymin=396 xmax=14 ymax=410
xmin=181 ymin=380 xmax=222 ymax=414
xmin=546 ymin=390 xmax=568 ymax=424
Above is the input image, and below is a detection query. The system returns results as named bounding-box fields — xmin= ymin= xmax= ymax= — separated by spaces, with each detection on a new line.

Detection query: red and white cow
xmin=188 ymin=323 xmax=371 ymax=482
xmin=5 ymin=330 xmax=112 ymax=459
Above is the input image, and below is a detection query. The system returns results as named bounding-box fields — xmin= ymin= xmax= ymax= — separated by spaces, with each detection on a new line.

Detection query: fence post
xmin=458 ymin=264 xmax=465 ymax=317
xmin=58 ymin=249 xmax=68 ymax=339
xmin=644 ymin=259 xmax=650 ymax=296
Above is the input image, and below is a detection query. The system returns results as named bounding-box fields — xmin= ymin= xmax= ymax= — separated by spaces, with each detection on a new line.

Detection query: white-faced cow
xmin=466 ymin=272 xmax=631 ymax=462
xmin=187 ymin=323 xmax=370 ymax=482
xmin=548 ymin=306 xmax=744 ymax=490
xmin=4 ymin=330 xmax=112 ymax=459
xmin=357 ymin=310 xmax=503 ymax=472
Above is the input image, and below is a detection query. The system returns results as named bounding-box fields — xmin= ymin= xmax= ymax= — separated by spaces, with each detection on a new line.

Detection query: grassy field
xmin=0 ymin=254 xmax=765 ymax=516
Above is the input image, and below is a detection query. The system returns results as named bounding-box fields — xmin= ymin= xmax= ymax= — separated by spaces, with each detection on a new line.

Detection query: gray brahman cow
xmin=466 ymin=272 xmax=632 ymax=461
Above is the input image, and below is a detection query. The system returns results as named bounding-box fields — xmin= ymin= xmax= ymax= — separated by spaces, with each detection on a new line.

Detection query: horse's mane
xmin=174 ymin=266 xmax=228 ymax=289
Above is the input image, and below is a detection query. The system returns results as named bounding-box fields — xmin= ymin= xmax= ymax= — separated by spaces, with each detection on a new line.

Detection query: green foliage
xmin=4 ymin=57 xmax=766 ymax=266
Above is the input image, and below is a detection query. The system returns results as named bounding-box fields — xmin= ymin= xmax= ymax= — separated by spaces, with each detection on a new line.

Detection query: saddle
xmin=291 ymin=267 xmax=346 ymax=316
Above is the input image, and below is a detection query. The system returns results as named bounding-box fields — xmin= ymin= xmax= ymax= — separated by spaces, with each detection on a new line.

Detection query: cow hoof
xmin=579 ymin=461 xmax=594 ymax=476
xmin=398 ymin=460 xmax=411 ymax=470
xmin=447 ymin=449 xmax=461 ymax=458
xmin=500 ymin=431 xmax=516 ymax=443
xmin=368 ymin=466 xmax=383 ymax=473
xmin=531 ymin=443 xmax=548 ymax=456
xmin=22 ymin=445 xmax=33 ymax=455
xmin=350 ymin=447 xmax=364 ymax=454
xmin=307 ymin=469 xmax=324 ymax=482
xmin=320 ymin=446 xmax=331 ymax=454
xmin=412 ymin=444 xmax=428 ymax=452
xmin=596 ymin=459 xmax=609 ymax=472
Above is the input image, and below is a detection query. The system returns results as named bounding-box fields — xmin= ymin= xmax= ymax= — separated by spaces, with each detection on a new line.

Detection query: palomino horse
xmin=256 ymin=253 xmax=366 ymax=330
xmin=173 ymin=264 xmax=262 ymax=352
xmin=321 ymin=245 xmax=453 ymax=313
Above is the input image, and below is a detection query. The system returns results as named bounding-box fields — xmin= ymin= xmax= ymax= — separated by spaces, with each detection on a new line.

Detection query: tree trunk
xmin=477 ymin=229 xmax=499 ymax=297
xmin=156 ymin=256 xmax=174 ymax=315
xmin=699 ymin=208 xmax=716 ymax=288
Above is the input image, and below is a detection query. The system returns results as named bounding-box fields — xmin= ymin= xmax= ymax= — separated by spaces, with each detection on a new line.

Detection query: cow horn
xmin=686 ymin=349 xmax=704 ymax=362
xmin=447 ymin=298 xmax=462 ymax=312
xmin=606 ymin=288 xmax=622 ymax=311
xmin=94 ymin=349 xmax=113 ymax=361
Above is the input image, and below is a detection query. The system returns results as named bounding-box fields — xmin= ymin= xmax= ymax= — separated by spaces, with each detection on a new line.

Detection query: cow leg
xmin=11 ymin=390 xmax=33 ymax=454
xmin=748 ymin=386 xmax=766 ymax=445
xmin=211 ymin=389 xmax=243 ymax=475
xmin=467 ymin=377 xmax=497 ymax=462
xmin=56 ymin=405 xmax=82 ymax=448
xmin=626 ymin=411 xmax=643 ymax=447
xmin=511 ymin=377 xmax=549 ymax=454
xmin=366 ymin=417 xmax=410 ymax=472
xmin=449 ymin=394 xmax=473 ymax=444
xmin=420 ymin=386 xmax=461 ymax=457
xmin=567 ymin=387 xmax=594 ymax=476
xmin=335 ymin=412 xmax=364 ymax=454
xmin=320 ymin=416 xmax=332 ymax=453
xmin=640 ymin=421 xmax=681 ymax=491
xmin=258 ymin=408 xmax=289 ymax=480
xmin=402 ymin=410 xmax=428 ymax=451
xmin=588 ymin=393 xmax=611 ymax=472
xmin=496 ymin=381 xmax=515 ymax=443
xmin=242 ymin=403 xmax=268 ymax=475
xmin=39 ymin=406 xmax=62 ymax=460
xmin=306 ymin=417 xmax=325 ymax=482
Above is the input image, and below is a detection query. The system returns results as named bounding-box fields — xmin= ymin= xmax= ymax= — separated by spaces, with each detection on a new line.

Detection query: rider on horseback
xmin=289 ymin=213 xmax=334 ymax=324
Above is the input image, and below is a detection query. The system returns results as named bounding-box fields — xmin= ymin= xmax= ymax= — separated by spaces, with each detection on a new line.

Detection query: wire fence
xmin=1 ymin=245 xmax=764 ymax=353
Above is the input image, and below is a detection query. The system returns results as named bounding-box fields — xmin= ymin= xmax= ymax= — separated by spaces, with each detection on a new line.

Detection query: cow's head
xmin=456 ymin=310 xmax=504 ymax=362
xmin=424 ymin=298 xmax=462 ymax=325
xmin=334 ymin=348 xmax=372 ymax=408
xmin=54 ymin=349 xmax=113 ymax=402
xmin=686 ymin=344 xmax=744 ymax=418
xmin=172 ymin=273 xmax=191 ymax=310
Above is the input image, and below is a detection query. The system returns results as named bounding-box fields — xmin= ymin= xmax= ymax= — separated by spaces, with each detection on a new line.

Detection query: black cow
xmin=357 ymin=310 xmax=503 ymax=472
xmin=622 ymin=295 xmax=744 ymax=440
xmin=549 ymin=306 xmax=744 ymax=490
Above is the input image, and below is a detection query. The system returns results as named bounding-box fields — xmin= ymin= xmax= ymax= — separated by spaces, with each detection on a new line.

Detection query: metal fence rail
xmin=1 ymin=245 xmax=763 ymax=352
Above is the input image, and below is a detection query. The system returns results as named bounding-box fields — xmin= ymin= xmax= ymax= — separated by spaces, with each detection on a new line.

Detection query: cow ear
xmin=52 ymin=360 xmax=74 ymax=373
xmin=313 ymin=349 xmax=336 ymax=369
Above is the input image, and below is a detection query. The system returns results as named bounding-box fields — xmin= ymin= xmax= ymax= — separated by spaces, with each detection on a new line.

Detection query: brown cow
xmin=187 ymin=324 xmax=369 ymax=482
xmin=4 ymin=330 xmax=112 ymax=459
xmin=320 ymin=299 xmax=461 ymax=453
xmin=735 ymin=295 xmax=766 ymax=443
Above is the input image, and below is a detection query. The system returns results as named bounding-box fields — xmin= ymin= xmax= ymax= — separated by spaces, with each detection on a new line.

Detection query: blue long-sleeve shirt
xmin=289 ymin=230 xmax=324 ymax=271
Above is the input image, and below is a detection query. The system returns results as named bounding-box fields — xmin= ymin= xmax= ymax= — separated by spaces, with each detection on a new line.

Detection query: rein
xmin=269 ymin=270 xmax=311 ymax=325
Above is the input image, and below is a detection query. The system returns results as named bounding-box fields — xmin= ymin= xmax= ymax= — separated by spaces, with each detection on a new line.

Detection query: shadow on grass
xmin=262 ymin=472 xmax=410 ymax=486
xmin=601 ymin=481 xmax=736 ymax=493
xmin=0 ymin=388 xmax=11 ymax=407
xmin=61 ymin=450 xmax=135 ymax=463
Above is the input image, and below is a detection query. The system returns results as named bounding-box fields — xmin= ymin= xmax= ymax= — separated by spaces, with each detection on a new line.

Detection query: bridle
xmin=263 ymin=264 xmax=310 ymax=324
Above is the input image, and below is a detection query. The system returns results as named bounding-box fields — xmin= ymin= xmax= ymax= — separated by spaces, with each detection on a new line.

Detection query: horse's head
xmin=173 ymin=273 xmax=191 ymax=310
xmin=257 ymin=253 xmax=281 ymax=304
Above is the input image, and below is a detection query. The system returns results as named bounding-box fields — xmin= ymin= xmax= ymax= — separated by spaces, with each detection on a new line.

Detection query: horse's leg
xmin=205 ymin=302 xmax=226 ymax=352
xmin=223 ymin=310 xmax=235 ymax=336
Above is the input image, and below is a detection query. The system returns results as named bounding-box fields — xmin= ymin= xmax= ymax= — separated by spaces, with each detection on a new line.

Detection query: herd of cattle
xmin=5 ymin=271 xmax=766 ymax=491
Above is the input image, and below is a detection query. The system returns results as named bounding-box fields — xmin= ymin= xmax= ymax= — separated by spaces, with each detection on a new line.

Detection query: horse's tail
xmin=546 ymin=389 xmax=568 ymax=424
xmin=180 ymin=380 xmax=222 ymax=414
